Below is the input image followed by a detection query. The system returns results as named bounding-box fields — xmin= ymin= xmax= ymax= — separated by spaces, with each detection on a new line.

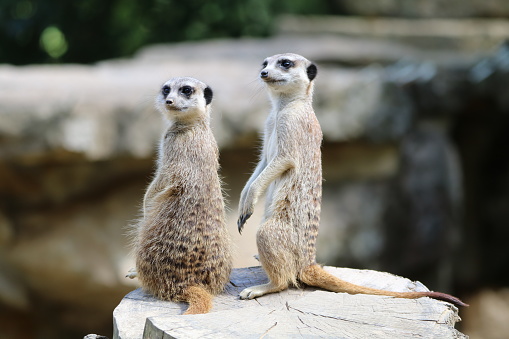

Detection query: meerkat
xmin=131 ymin=77 xmax=233 ymax=315
xmin=237 ymin=53 xmax=467 ymax=307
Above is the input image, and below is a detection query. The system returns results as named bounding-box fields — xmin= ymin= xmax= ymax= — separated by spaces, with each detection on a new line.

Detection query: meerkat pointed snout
xmin=237 ymin=53 xmax=467 ymax=308
xmin=132 ymin=76 xmax=233 ymax=315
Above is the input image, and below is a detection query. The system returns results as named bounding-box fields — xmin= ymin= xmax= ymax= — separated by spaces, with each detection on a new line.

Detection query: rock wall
xmin=0 ymin=27 xmax=508 ymax=338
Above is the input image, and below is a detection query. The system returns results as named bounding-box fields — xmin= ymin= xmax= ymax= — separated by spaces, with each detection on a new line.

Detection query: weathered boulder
xmin=278 ymin=15 xmax=509 ymax=52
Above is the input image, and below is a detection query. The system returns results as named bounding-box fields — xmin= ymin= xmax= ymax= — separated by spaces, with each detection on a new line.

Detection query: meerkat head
xmin=259 ymin=53 xmax=317 ymax=97
xmin=155 ymin=77 xmax=213 ymax=124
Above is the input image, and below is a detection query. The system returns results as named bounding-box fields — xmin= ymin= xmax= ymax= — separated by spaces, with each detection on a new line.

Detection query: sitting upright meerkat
xmin=132 ymin=77 xmax=233 ymax=315
xmin=237 ymin=53 xmax=467 ymax=307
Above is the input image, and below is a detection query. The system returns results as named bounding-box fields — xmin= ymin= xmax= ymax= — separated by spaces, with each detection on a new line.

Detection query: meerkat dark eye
xmin=262 ymin=61 xmax=268 ymax=68
xmin=180 ymin=86 xmax=193 ymax=96
xmin=162 ymin=85 xmax=170 ymax=95
xmin=280 ymin=59 xmax=294 ymax=69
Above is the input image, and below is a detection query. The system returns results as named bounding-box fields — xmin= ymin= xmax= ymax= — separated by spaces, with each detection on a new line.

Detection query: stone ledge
xmin=278 ymin=15 xmax=509 ymax=52
xmin=113 ymin=266 xmax=466 ymax=339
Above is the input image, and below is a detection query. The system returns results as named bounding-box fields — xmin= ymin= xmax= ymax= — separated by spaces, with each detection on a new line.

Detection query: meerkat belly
xmin=268 ymin=163 xmax=321 ymax=262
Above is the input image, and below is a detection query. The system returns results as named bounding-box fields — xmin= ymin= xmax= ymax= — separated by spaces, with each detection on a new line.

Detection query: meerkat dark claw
xmin=237 ymin=219 xmax=244 ymax=234
xmin=237 ymin=213 xmax=252 ymax=234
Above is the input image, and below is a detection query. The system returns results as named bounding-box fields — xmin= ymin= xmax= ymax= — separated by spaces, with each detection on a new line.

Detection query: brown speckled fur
xmin=135 ymin=77 xmax=232 ymax=314
xmin=237 ymin=54 xmax=467 ymax=308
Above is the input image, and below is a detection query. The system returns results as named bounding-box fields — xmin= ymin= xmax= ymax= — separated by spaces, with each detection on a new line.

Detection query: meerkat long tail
xmin=300 ymin=264 xmax=468 ymax=307
xmin=181 ymin=286 xmax=213 ymax=315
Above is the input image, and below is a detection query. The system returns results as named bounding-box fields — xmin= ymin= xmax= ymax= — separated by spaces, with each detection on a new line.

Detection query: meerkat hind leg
xmin=240 ymin=219 xmax=292 ymax=300
xmin=239 ymin=254 xmax=291 ymax=299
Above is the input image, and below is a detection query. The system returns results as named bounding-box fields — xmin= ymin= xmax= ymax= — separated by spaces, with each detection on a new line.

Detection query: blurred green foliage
xmin=0 ymin=0 xmax=333 ymax=65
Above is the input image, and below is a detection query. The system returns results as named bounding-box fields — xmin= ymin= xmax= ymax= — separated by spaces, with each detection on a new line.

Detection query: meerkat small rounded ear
xmin=204 ymin=86 xmax=213 ymax=105
xmin=307 ymin=64 xmax=318 ymax=81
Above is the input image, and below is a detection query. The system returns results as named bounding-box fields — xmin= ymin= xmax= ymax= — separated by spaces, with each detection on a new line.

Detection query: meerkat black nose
xmin=166 ymin=99 xmax=173 ymax=105
xmin=260 ymin=70 xmax=268 ymax=78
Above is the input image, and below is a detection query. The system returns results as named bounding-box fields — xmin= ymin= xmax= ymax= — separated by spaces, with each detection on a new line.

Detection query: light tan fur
xmin=133 ymin=77 xmax=233 ymax=314
xmin=237 ymin=53 xmax=467 ymax=307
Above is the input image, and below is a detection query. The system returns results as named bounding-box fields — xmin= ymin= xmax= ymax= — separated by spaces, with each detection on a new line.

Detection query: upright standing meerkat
xmin=237 ymin=53 xmax=467 ymax=307
xmin=132 ymin=77 xmax=233 ymax=315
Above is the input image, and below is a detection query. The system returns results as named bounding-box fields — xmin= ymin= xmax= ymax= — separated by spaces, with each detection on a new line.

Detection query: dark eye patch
xmin=162 ymin=85 xmax=170 ymax=96
xmin=279 ymin=59 xmax=294 ymax=69
xmin=307 ymin=64 xmax=317 ymax=81
xmin=262 ymin=60 xmax=268 ymax=68
xmin=204 ymin=86 xmax=213 ymax=105
xmin=180 ymin=86 xmax=194 ymax=97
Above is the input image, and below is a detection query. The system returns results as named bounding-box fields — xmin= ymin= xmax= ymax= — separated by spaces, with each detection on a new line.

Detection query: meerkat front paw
xmin=238 ymin=192 xmax=256 ymax=233
xmin=126 ymin=267 xmax=138 ymax=279
xmin=237 ymin=212 xmax=253 ymax=234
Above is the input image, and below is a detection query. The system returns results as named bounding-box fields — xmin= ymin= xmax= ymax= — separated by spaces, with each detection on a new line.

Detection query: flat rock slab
xmin=113 ymin=266 xmax=466 ymax=339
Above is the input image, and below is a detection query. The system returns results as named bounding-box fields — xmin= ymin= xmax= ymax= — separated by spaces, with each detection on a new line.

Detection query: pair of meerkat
xmin=132 ymin=53 xmax=466 ymax=316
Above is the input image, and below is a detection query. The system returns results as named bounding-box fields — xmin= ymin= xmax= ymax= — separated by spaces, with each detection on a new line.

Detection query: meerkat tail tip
xmin=182 ymin=286 xmax=213 ymax=315
xmin=426 ymin=291 xmax=469 ymax=307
